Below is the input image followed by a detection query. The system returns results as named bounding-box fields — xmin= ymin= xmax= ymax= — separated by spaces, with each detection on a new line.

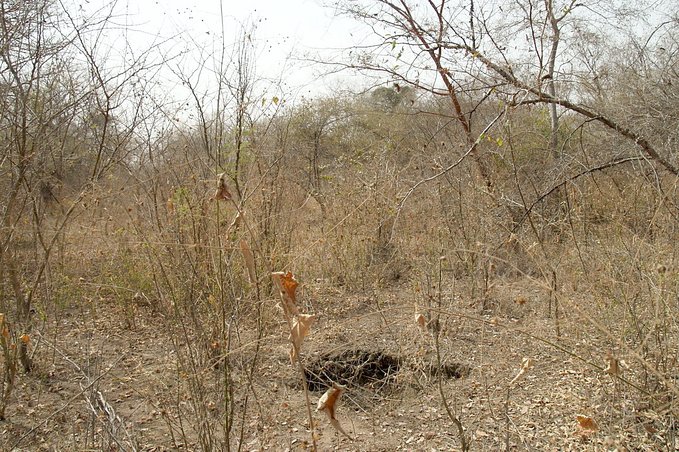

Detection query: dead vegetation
xmin=1 ymin=0 xmax=679 ymax=451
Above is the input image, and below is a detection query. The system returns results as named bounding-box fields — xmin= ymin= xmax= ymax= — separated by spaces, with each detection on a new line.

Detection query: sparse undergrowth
xmin=3 ymin=134 xmax=679 ymax=451
xmin=1 ymin=1 xmax=678 ymax=450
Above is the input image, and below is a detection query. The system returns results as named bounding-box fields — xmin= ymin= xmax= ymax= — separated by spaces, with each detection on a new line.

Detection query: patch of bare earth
xmin=0 ymin=277 xmax=670 ymax=450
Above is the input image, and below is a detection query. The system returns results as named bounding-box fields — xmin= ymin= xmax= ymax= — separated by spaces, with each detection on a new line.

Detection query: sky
xmin=66 ymin=0 xmax=677 ymax=119
xmin=72 ymin=0 xmax=370 ymax=106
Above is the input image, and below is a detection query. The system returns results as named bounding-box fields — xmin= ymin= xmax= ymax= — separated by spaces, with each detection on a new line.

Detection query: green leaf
xmin=272 ymin=96 xmax=279 ymax=105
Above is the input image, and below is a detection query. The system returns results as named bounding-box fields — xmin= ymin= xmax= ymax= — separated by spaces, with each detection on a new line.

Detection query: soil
xmin=0 ymin=278 xmax=669 ymax=451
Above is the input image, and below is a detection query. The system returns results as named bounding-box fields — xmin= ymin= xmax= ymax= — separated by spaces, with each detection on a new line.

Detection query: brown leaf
xmin=214 ymin=173 xmax=232 ymax=201
xmin=239 ymin=240 xmax=256 ymax=284
xmin=576 ymin=415 xmax=599 ymax=434
xmin=604 ymin=351 xmax=622 ymax=376
xmin=280 ymin=271 xmax=298 ymax=304
xmin=271 ymin=271 xmax=299 ymax=317
xmin=289 ymin=314 xmax=316 ymax=363
xmin=317 ymin=383 xmax=353 ymax=440
xmin=415 ymin=313 xmax=426 ymax=330
xmin=514 ymin=296 xmax=528 ymax=305
xmin=166 ymin=198 xmax=175 ymax=215
xmin=19 ymin=334 xmax=29 ymax=345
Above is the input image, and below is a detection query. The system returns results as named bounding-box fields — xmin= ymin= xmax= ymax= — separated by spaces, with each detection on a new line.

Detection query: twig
xmin=11 ymin=345 xmax=129 ymax=449
xmin=511 ymin=156 xmax=645 ymax=233
xmin=431 ymin=257 xmax=468 ymax=450
xmin=390 ymin=108 xmax=507 ymax=242
xmin=25 ymin=334 xmax=136 ymax=450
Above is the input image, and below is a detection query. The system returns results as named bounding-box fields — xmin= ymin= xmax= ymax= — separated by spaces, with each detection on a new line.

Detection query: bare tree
xmin=0 ymin=0 xmax=167 ymax=419
xmin=333 ymin=0 xmax=679 ymax=177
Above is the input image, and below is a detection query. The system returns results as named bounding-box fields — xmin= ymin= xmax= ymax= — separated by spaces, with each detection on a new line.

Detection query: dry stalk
xmin=86 ymin=388 xmax=137 ymax=452
xmin=224 ymin=186 xmax=318 ymax=450
xmin=12 ymin=335 xmax=130 ymax=450
xmin=430 ymin=257 xmax=468 ymax=451
xmin=0 ymin=314 xmax=18 ymax=421
xmin=272 ymin=272 xmax=318 ymax=451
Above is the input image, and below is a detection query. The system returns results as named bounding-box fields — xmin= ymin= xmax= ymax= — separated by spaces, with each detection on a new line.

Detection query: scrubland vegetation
xmin=1 ymin=0 xmax=679 ymax=450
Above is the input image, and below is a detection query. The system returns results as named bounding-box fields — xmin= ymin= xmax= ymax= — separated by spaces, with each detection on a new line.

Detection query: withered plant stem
xmin=432 ymin=257 xmax=468 ymax=451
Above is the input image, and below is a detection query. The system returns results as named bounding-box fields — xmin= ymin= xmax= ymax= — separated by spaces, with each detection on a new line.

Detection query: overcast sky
xmin=72 ymin=0 xmax=369 ymax=106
